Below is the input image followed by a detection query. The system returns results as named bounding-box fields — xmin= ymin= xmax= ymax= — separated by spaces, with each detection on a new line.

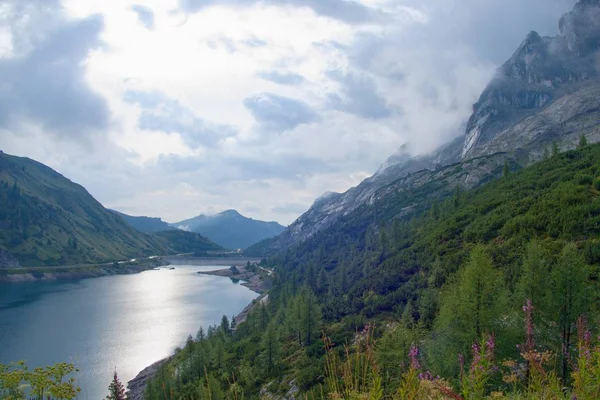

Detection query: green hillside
xmin=110 ymin=209 xmax=177 ymax=233
xmin=0 ymin=152 xmax=222 ymax=267
xmin=143 ymin=143 xmax=600 ymax=399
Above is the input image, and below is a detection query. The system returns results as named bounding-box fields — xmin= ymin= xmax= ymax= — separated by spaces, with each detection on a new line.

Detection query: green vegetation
xmin=105 ymin=371 xmax=126 ymax=400
xmin=0 ymin=361 xmax=80 ymax=399
xmin=0 ymin=152 xmax=223 ymax=267
xmin=142 ymin=144 xmax=600 ymax=399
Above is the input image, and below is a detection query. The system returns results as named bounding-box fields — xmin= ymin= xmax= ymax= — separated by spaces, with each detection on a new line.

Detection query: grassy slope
xmin=0 ymin=152 xmax=222 ymax=266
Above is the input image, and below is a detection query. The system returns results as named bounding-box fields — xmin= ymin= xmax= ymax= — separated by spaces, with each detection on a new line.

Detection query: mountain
xmin=110 ymin=210 xmax=177 ymax=233
xmin=173 ymin=210 xmax=286 ymax=250
xmin=0 ymin=151 xmax=222 ymax=267
xmin=462 ymin=0 xmax=600 ymax=160
xmin=144 ymin=144 xmax=600 ymax=400
xmin=248 ymin=0 xmax=600 ymax=256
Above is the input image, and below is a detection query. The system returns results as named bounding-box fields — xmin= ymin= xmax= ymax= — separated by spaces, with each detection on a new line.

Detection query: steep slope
xmin=279 ymin=143 xmax=600 ymax=319
xmin=144 ymin=144 xmax=600 ymax=400
xmin=250 ymin=0 xmax=600 ymax=255
xmin=173 ymin=210 xmax=285 ymax=249
xmin=111 ymin=210 xmax=176 ymax=233
xmin=0 ymin=151 xmax=222 ymax=266
xmin=246 ymin=136 xmax=464 ymax=255
xmin=463 ymin=0 xmax=600 ymax=160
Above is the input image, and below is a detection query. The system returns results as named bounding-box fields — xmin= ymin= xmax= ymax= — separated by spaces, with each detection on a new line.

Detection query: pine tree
xmin=543 ymin=146 xmax=550 ymax=160
xmin=105 ymin=370 xmax=126 ymax=400
xmin=548 ymin=243 xmax=591 ymax=382
xmin=552 ymin=141 xmax=560 ymax=157
xmin=220 ymin=315 xmax=230 ymax=335
xmin=517 ymin=240 xmax=549 ymax=313
xmin=453 ymin=184 xmax=461 ymax=208
xmin=432 ymin=246 xmax=507 ymax=374
xmin=430 ymin=199 xmax=440 ymax=220
xmin=503 ymin=160 xmax=510 ymax=178
xmin=578 ymin=134 xmax=588 ymax=149
xmin=261 ymin=321 xmax=280 ymax=374
xmin=195 ymin=326 xmax=205 ymax=342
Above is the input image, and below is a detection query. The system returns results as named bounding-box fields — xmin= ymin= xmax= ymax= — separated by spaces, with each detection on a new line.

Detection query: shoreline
xmin=0 ymin=256 xmax=262 ymax=283
xmin=0 ymin=260 xmax=167 ymax=283
xmin=195 ymin=264 xmax=272 ymax=293
xmin=126 ymin=264 xmax=272 ymax=399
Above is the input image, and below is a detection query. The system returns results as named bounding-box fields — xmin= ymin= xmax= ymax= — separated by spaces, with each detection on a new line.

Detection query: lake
xmin=0 ymin=265 xmax=258 ymax=399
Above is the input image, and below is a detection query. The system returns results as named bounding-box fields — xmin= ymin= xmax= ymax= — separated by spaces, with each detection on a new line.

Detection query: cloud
xmin=124 ymin=90 xmax=237 ymax=149
xmin=326 ymin=69 xmax=391 ymax=119
xmin=0 ymin=0 xmax=581 ymax=226
xmin=243 ymin=93 xmax=319 ymax=132
xmin=131 ymin=4 xmax=154 ymax=30
xmin=257 ymin=71 xmax=305 ymax=85
xmin=179 ymin=0 xmax=386 ymax=25
xmin=271 ymin=202 xmax=309 ymax=214
xmin=0 ymin=2 xmax=108 ymax=140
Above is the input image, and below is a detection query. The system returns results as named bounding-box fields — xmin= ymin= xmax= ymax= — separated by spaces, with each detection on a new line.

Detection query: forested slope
xmin=143 ymin=142 xmax=600 ymax=399
xmin=0 ymin=152 xmax=223 ymax=266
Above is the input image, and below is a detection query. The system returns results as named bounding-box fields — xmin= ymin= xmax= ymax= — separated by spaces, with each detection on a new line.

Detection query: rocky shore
xmin=0 ymin=260 xmax=167 ymax=282
xmin=196 ymin=264 xmax=272 ymax=293
xmin=126 ymin=357 xmax=173 ymax=400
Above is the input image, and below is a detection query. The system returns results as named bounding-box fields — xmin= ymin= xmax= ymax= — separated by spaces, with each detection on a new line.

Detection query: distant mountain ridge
xmin=247 ymin=0 xmax=600 ymax=256
xmin=173 ymin=210 xmax=286 ymax=250
xmin=0 ymin=151 xmax=223 ymax=267
xmin=110 ymin=210 xmax=176 ymax=233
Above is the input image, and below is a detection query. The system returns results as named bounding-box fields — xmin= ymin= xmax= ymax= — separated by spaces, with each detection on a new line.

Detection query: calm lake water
xmin=0 ymin=265 xmax=258 ymax=399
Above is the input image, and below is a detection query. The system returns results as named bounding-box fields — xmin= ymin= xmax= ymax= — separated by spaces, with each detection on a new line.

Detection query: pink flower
xmin=409 ymin=346 xmax=420 ymax=370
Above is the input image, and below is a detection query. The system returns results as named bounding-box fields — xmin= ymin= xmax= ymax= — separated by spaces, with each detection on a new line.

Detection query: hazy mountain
xmin=110 ymin=210 xmax=177 ymax=233
xmin=247 ymin=0 xmax=600 ymax=256
xmin=0 ymin=151 xmax=222 ymax=266
xmin=462 ymin=0 xmax=600 ymax=160
xmin=173 ymin=210 xmax=286 ymax=250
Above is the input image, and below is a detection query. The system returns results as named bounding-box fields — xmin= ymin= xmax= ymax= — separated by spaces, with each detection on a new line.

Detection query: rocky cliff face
xmin=256 ymin=0 xmax=600 ymax=254
xmin=273 ymin=136 xmax=463 ymax=249
xmin=463 ymin=0 xmax=600 ymax=159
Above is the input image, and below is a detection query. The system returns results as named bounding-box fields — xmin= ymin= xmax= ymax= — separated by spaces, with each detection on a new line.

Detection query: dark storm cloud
xmin=243 ymin=93 xmax=318 ymax=132
xmin=131 ymin=4 xmax=155 ymax=30
xmin=124 ymin=90 xmax=237 ymax=148
xmin=179 ymin=0 xmax=386 ymax=25
xmin=0 ymin=6 xmax=109 ymax=138
xmin=326 ymin=70 xmax=391 ymax=119
xmin=257 ymin=71 xmax=305 ymax=85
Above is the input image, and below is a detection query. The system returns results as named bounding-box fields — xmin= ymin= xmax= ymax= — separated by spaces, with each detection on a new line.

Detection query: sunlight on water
xmin=0 ymin=265 xmax=257 ymax=400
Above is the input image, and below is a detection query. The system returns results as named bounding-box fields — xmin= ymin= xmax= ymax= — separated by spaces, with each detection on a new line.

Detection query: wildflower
xmin=409 ymin=345 xmax=420 ymax=370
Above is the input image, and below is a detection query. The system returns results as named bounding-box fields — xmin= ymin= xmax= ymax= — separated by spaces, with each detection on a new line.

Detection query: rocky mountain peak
xmin=462 ymin=0 xmax=600 ymax=159
xmin=559 ymin=0 xmax=600 ymax=56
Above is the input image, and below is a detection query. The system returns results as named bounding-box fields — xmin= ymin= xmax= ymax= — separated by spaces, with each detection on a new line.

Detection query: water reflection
xmin=0 ymin=266 xmax=257 ymax=399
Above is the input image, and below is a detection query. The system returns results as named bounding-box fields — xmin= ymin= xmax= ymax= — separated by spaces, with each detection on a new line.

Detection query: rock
xmin=0 ymin=249 xmax=21 ymax=268
xmin=257 ymin=0 xmax=600 ymax=256
xmin=463 ymin=0 xmax=600 ymax=159
xmin=126 ymin=358 xmax=170 ymax=400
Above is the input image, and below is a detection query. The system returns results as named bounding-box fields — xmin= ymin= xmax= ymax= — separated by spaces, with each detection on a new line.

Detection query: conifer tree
xmin=578 ymin=134 xmax=588 ymax=149
xmin=548 ymin=243 xmax=591 ymax=382
xmin=552 ymin=141 xmax=560 ymax=157
xmin=220 ymin=315 xmax=230 ymax=335
xmin=105 ymin=370 xmax=126 ymax=400
xmin=432 ymin=246 xmax=507 ymax=374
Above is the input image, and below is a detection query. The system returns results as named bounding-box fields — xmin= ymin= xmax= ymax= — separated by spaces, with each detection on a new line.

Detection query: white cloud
xmin=0 ymin=0 xmax=577 ymax=224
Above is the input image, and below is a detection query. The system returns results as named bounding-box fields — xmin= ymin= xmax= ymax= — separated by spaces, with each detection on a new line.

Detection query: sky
xmin=0 ymin=0 xmax=576 ymax=225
